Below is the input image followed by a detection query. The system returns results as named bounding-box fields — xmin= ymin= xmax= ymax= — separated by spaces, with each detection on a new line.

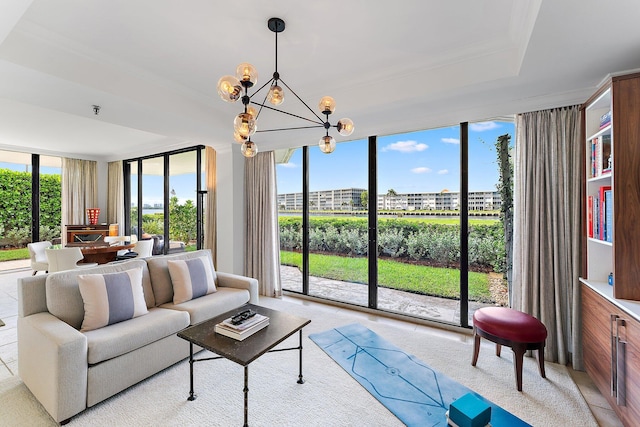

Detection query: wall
xmin=215 ymin=145 xmax=245 ymax=275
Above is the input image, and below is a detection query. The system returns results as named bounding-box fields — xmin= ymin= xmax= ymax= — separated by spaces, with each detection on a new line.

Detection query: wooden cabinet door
xmin=582 ymin=284 xmax=640 ymax=425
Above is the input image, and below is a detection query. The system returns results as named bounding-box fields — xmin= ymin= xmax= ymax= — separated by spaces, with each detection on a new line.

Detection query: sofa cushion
xmin=160 ymin=287 xmax=250 ymax=325
xmin=78 ymin=267 xmax=148 ymax=332
xmin=84 ymin=307 xmax=189 ymax=365
xmin=46 ymin=259 xmax=153 ymax=330
xmin=147 ymin=249 xmax=216 ymax=306
xmin=168 ymin=256 xmax=217 ymax=304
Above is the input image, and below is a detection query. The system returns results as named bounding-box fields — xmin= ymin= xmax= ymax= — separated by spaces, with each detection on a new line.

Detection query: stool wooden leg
xmin=536 ymin=343 xmax=546 ymax=378
xmin=512 ymin=343 xmax=526 ymax=392
xmin=495 ymin=343 xmax=502 ymax=357
xmin=472 ymin=328 xmax=480 ymax=366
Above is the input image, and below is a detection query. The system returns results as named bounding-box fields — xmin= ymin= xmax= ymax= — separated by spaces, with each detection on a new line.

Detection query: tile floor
xmin=0 ymin=262 xmax=623 ymax=426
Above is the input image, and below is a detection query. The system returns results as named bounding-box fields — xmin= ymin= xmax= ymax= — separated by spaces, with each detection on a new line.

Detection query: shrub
xmin=379 ymin=228 xmax=406 ymax=258
xmin=279 ymin=216 xmax=506 ymax=273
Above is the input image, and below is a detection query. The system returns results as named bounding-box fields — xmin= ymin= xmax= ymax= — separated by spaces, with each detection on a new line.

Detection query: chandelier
xmin=216 ymin=17 xmax=354 ymax=158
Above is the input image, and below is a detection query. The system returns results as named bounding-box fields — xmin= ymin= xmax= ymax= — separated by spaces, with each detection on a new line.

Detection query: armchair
xmin=45 ymin=248 xmax=99 ymax=272
xmin=27 ymin=241 xmax=52 ymax=275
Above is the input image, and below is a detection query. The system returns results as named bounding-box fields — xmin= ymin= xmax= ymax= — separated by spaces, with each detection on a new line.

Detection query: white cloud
xmin=442 ymin=137 xmax=459 ymax=144
xmin=383 ymin=140 xmax=428 ymax=153
xmin=470 ymin=121 xmax=500 ymax=132
xmin=411 ymin=167 xmax=431 ymax=174
xmin=437 ymin=169 xmax=448 ymax=175
xmin=278 ymin=162 xmax=297 ymax=168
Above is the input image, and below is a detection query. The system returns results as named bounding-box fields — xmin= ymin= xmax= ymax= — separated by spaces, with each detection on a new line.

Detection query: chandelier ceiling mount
xmin=217 ymin=17 xmax=354 ymax=157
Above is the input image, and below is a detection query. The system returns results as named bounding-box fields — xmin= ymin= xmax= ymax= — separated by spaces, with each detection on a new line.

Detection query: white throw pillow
xmin=78 ymin=267 xmax=148 ymax=332
xmin=167 ymin=256 xmax=217 ymax=304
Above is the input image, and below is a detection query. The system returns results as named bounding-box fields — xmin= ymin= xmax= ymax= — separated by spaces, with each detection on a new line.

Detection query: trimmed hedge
xmin=0 ymin=169 xmax=61 ymax=247
xmin=280 ymin=216 xmax=506 ymax=272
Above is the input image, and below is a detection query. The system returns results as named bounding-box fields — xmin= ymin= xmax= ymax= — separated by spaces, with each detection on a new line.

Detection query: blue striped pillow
xmin=78 ymin=267 xmax=148 ymax=332
xmin=167 ymin=256 xmax=217 ymax=304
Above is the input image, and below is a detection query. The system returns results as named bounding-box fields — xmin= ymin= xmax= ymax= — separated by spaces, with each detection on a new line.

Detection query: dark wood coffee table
xmin=177 ymin=303 xmax=310 ymax=427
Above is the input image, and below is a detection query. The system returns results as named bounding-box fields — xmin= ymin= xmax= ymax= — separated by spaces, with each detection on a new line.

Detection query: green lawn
xmin=280 ymin=250 xmax=492 ymax=302
xmin=0 ymin=248 xmax=29 ymax=262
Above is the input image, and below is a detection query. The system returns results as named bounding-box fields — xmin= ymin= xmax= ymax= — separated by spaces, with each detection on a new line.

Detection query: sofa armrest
xmin=18 ymin=312 xmax=88 ymax=423
xmin=17 ymin=274 xmax=48 ymax=318
xmin=216 ymin=272 xmax=259 ymax=304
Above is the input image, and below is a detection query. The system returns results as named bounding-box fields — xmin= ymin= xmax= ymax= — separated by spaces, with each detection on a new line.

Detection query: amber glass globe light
xmin=246 ymin=105 xmax=258 ymax=119
xmin=337 ymin=118 xmax=354 ymax=136
xmin=318 ymin=96 xmax=336 ymax=114
xmin=236 ymin=63 xmax=258 ymax=87
xmin=241 ymin=140 xmax=258 ymax=158
xmin=217 ymin=75 xmax=242 ymax=102
xmin=234 ymin=112 xmax=257 ymax=137
xmin=234 ymin=130 xmax=248 ymax=143
xmin=267 ymin=84 xmax=284 ymax=106
xmin=318 ymin=135 xmax=336 ymax=154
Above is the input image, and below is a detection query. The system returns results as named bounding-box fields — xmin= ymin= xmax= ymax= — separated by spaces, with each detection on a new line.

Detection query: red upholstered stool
xmin=471 ymin=307 xmax=547 ymax=391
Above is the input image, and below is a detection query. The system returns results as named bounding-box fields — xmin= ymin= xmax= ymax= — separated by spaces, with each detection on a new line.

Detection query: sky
xmin=276 ymin=120 xmax=515 ymax=194
xmin=1 ymin=119 xmax=514 ymax=204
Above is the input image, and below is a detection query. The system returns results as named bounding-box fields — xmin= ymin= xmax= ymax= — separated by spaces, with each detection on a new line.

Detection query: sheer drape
xmin=61 ymin=158 xmax=98 ymax=244
xmin=244 ymin=151 xmax=282 ymax=297
xmin=204 ymin=146 xmax=217 ymax=267
xmin=107 ymin=161 xmax=124 ymax=231
xmin=512 ymin=105 xmax=583 ymax=369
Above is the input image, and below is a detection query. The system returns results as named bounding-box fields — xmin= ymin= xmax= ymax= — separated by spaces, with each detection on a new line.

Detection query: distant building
xmin=278 ymin=188 xmax=501 ymax=211
xmin=378 ymin=189 xmax=501 ymax=211
xmin=278 ymin=188 xmax=366 ymax=211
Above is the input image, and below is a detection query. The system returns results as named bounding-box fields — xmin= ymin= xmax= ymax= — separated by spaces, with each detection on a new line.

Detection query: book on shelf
xmin=599 ymin=185 xmax=611 ymax=241
xmin=587 ymin=196 xmax=594 ymax=238
xmin=215 ymin=314 xmax=269 ymax=340
xmin=600 ymin=111 xmax=611 ymax=129
xmin=591 ymin=134 xmax=612 ymax=177
xmin=592 ymin=195 xmax=599 ymax=239
xmin=604 ymin=189 xmax=613 ymax=242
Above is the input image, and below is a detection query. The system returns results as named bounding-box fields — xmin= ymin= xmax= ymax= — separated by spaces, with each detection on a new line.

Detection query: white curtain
xmin=244 ymin=151 xmax=282 ymax=297
xmin=204 ymin=146 xmax=217 ymax=267
xmin=107 ymin=161 xmax=124 ymax=233
xmin=512 ymin=105 xmax=583 ymax=369
xmin=61 ymin=158 xmax=98 ymax=244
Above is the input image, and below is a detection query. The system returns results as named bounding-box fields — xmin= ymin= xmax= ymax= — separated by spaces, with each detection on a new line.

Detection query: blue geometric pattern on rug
xmin=309 ymin=323 xmax=531 ymax=427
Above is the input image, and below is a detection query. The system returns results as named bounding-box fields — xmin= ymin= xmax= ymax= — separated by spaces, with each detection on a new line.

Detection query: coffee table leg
xmin=297 ymin=330 xmax=305 ymax=384
xmin=188 ymin=343 xmax=197 ymax=401
xmin=243 ymin=366 xmax=249 ymax=427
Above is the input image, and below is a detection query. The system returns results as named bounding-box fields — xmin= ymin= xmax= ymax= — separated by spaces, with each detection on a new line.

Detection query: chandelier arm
xmin=248 ymin=77 xmax=275 ymax=100
xmin=256 ymin=124 xmax=324 ymax=133
xmin=254 ymin=102 xmax=324 ymax=125
xmin=278 ymin=78 xmax=326 ymax=123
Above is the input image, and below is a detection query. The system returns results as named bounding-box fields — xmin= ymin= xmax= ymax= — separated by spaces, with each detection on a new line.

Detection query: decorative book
xmin=215 ymin=313 xmax=269 ymax=340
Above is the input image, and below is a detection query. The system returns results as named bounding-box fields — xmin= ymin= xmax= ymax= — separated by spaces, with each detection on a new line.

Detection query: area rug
xmin=310 ymin=323 xmax=530 ymax=427
xmin=0 ymin=296 xmax=597 ymax=426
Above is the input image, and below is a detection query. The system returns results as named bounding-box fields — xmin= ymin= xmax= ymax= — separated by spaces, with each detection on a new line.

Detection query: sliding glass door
xmin=124 ymin=146 xmax=204 ymax=254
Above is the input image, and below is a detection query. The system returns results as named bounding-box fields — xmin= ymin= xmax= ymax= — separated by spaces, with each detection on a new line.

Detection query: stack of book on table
xmin=214 ymin=310 xmax=269 ymax=341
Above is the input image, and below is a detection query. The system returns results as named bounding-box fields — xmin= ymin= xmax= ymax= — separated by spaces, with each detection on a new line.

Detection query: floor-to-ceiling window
xmin=307 ymin=139 xmax=369 ymax=305
xmin=124 ymin=146 xmax=204 ymax=254
xmin=276 ymin=120 xmax=514 ymax=327
xmin=0 ymin=150 xmax=62 ymax=246
xmin=377 ymin=126 xmax=464 ymax=323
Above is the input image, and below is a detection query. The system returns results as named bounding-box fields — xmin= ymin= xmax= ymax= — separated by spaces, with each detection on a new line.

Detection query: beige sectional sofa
xmin=17 ymin=249 xmax=258 ymax=424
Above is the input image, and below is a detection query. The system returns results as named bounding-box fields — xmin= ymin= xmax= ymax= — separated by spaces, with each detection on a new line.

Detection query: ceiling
xmin=1 ymin=0 xmax=640 ymax=162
